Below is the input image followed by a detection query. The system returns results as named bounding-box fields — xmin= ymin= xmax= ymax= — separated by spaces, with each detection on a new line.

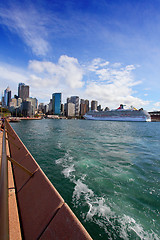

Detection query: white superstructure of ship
xmin=84 ymin=104 xmax=151 ymax=122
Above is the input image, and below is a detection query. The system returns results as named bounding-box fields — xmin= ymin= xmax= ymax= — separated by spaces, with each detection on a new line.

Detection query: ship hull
xmin=84 ymin=110 xmax=151 ymax=122
xmin=84 ymin=115 xmax=151 ymax=122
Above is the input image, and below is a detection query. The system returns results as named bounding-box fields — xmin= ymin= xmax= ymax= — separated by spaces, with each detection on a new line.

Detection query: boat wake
xmin=56 ymin=149 xmax=159 ymax=240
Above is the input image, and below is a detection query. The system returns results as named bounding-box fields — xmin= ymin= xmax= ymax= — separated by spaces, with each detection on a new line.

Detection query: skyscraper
xmin=18 ymin=83 xmax=29 ymax=100
xmin=91 ymin=100 xmax=98 ymax=111
xmin=66 ymin=102 xmax=75 ymax=117
xmin=85 ymin=100 xmax=89 ymax=112
xmin=52 ymin=93 xmax=62 ymax=115
xmin=4 ymin=86 xmax=11 ymax=107
xmin=80 ymin=99 xmax=86 ymax=116
xmin=67 ymin=96 xmax=79 ymax=116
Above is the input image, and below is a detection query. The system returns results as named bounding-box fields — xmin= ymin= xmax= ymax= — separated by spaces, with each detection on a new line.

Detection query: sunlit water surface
xmin=11 ymin=119 xmax=160 ymax=240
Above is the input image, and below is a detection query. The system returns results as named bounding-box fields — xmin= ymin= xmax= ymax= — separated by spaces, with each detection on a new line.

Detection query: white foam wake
xmin=56 ymin=149 xmax=159 ymax=240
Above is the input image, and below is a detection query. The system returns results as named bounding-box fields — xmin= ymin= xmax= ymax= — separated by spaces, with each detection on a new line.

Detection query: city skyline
xmin=1 ymin=0 xmax=160 ymax=111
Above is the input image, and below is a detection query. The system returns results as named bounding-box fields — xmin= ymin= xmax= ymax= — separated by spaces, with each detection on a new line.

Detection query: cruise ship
xmin=84 ymin=104 xmax=151 ymax=122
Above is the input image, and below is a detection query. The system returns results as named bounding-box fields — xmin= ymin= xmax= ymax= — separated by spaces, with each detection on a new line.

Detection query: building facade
xmin=85 ymin=100 xmax=89 ymax=113
xmin=4 ymin=86 xmax=11 ymax=107
xmin=66 ymin=102 xmax=75 ymax=117
xmin=18 ymin=83 xmax=29 ymax=100
xmin=21 ymin=101 xmax=32 ymax=117
xmin=91 ymin=100 xmax=98 ymax=111
xmin=52 ymin=93 xmax=62 ymax=115
xmin=67 ymin=96 xmax=79 ymax=116
xmin=26 ymin=97 xmax=38 ymax=116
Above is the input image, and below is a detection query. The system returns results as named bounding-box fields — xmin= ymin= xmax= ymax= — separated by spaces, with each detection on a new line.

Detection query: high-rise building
xmin=48 ymin=99 xmax=53 ymax=114
xmin=61 ymin=104 xmax=64 ymax=116
xmin=52 ymin=93 xmax=62 ymax=115
xmin=21 ymin=101 xmax=32 ymax=117
xmin=26 ymin=97 xmax=38 ymax=116
xmin=66 ymin=102 xmax=75 ymax=117
xmin=91 ymin=100 xmax=98 ymax=111
xmin=85 ymin=100 xmax=89 ymax=112
xmin=38 ymin=103 xmax=45 ymax=113
xmin=80 ymin=99 xmax=87 ymax=116
xmin=4 ymin=86 xmax=11 ymax=107
xmin=80 ymin=103 xmax=87 ymax=116
xmin=18 ymin=83 xmax=29 ymax=100
xmin=44 ymin=104 xmax=49 ymax=114
xmin=67 ymin=96 xmax=79 ymax=116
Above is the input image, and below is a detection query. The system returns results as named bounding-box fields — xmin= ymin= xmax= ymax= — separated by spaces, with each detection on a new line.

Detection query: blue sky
xmin=0 ymin=0 xmax=160 ymax=110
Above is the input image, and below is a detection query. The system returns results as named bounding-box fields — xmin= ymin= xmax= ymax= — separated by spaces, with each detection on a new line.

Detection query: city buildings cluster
xmin=1 ymin=84 xmax=38 ymax=117
xmin=1 ymin=83 xmax=103 ymax=118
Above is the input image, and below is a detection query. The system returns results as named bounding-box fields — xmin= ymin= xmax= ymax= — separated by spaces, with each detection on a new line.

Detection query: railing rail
xmin=0 ymin=120 xmax=9 ymax=239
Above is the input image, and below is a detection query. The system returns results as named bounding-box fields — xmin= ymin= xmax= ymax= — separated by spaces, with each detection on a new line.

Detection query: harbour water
xmin=11 ymin=119 xmax=160 ymax=240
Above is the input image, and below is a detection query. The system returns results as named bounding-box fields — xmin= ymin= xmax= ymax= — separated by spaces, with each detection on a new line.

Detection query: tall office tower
xmin=81 ymin=99 xmax=85 ymax=104
xmin=44 ymin=104 xmax=49 ymax=114
xmin=80 ymin=103 xmax=87 ymax=116
xmin=91 ymin=100 xmax=98 ymax=111
xmin=48 ymin=99 xmax=53 ymax=114
xmin=21 ymin=101 xmax=32 ymax=117
xmin=61 ymin=104 xmax=64 ymax=116
xmin=85 ymin=100 xmax=89 ymax=112
xmin=52 ymin=93 xmax=62 ymax=115
xmin=4 ymin=86 xmax=11 ymax=107
xmin=26 ymin=97 xmax=38 ymax=116
xmin=80 ymin=99 xmax=86 ymax=116
xmin=38 ymin=103 xmax=45 ymax=113
xmin=1 ymin=96 xmax=5 ymax=107
xmin=66 ymin=102 xmax=75 ymax=117
xmin=18 ymin=83 xmax=29 ymax=100
xmin=67 ymin=96 xmax=79 ymax=116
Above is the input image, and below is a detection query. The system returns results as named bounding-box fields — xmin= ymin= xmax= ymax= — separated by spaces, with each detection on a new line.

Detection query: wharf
xmin=0 ymin=121 xmax=92 ymax=240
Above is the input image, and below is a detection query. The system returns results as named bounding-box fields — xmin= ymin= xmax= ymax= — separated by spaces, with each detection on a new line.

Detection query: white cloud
xmin=154 ymin=102 xmax=160 ymax=107
xmin=84 ymin=58 xmax=148 ymax=108
xmin=0 ymin=56 xmax=150 ymax=108
xmin=0 ymin=63 xmax=28 ymax=96
xmin=0 ymin=65 xmax=27 ymax=83
xmin=28 ymin=55 xmax=84 ymax=89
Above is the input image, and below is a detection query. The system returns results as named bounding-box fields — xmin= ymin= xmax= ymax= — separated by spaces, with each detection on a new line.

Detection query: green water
xmin=11 ymin=119 xmax=160 ymax=240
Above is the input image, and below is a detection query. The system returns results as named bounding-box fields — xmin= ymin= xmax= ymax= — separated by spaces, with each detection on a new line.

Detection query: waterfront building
xmin=79 ymin=99 xmax=86 ymax=116
xmin=91 ymin=100 xmax=98 ymax=111
xmin=18 ymin=83 xmax=29 ymax=100
xmin=67 ymin=96 xmax=79 ymax=116
xmin=97 ymin=105 xmax=102 ymax=111
xmin=81 ymin=99 xmax=85 ymax=104
xmin=9 ymin=97 xmax=22 ymax=116
xmin=44 ymin=104 xmax=49 ymax=114
xmin=21 ymin=101 xmax=32 ymax=117
xmin=66 ymin=102 xmax=75 ymax=117
xmin=4 ymin=86 xmax=11 ymax=107
xmin=48 ymin=99 xmax=53 ymax=114
xmin=80 ymin=99 xmax=89 ymax=116
xmin=52 ymin=93 xmax=62 ymax=115
xmin=38 ymin=103 xmax=45 ymax=113
xmin=26 ymin=97 xmax=38 ymax=116
xmin=1 ymin=96 xmax=4 ymax=107
xmin=80 ymin=103 xmax=87 ymax=116
xmin=9 ymin=98 xmax=17 ymax=108
xmin=85 ymin=100 xmax=89 ymax=113
xmin=61 ymin=104 xmax=64 ymax=116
